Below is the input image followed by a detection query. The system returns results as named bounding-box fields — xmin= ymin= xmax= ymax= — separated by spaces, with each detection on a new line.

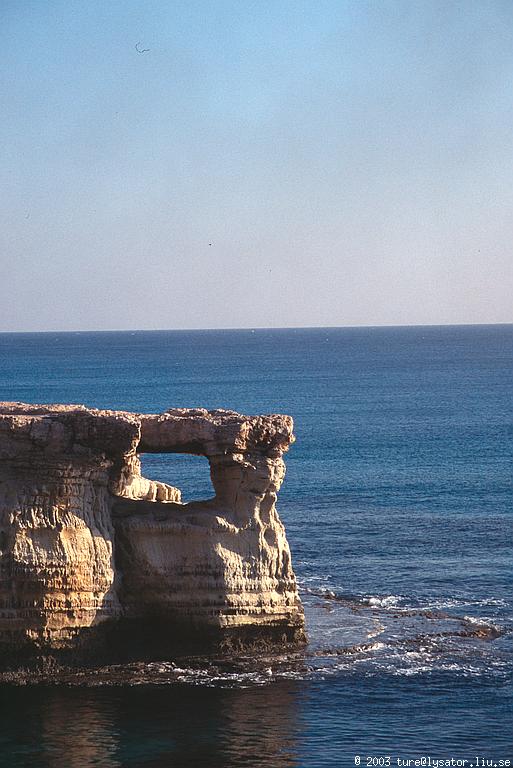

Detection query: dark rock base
xmin=0 ymin=618 xmax=307 ymax=674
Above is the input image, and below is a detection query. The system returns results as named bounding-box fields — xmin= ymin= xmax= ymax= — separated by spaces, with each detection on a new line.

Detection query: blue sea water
xmin=0 ymin=324 xmax=511 ymax=767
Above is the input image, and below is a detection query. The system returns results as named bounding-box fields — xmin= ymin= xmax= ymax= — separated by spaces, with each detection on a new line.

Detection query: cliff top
xmin=0 ymin=402 xmax=295 ymax=459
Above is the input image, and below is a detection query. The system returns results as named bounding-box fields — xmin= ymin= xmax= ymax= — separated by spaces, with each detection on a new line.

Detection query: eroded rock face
xmin=0 ymin=403 xmax=304 ymax=664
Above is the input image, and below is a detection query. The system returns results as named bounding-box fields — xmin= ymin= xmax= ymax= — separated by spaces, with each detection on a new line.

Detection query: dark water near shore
xmin=0 ymin=325 xmax=511 ymax=766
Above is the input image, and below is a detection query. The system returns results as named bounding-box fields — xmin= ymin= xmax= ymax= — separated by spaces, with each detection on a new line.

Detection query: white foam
xmin=366 ymin=595 xmax=402 ymax=608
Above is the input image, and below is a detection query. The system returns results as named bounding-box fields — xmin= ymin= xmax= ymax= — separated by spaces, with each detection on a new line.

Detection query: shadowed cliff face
xmin=0 ymin=403 xmax=304 ymax=665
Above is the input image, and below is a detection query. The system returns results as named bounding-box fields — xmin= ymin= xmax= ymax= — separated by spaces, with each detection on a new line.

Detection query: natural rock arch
xmin=0 ymin=403 xmax=304 ymax=665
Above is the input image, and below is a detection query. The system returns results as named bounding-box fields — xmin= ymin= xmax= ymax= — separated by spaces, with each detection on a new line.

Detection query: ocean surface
xmin=0 ymin=325 xmax=511 ymax=767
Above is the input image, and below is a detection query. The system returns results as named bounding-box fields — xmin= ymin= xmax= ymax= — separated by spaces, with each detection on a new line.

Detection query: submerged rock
xmin=0 ymin=403 xmax=304 ymax=668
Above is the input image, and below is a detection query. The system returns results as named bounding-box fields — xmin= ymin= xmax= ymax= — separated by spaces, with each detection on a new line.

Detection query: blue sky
xmin=2 ymin=0 xmax=513 ymax=330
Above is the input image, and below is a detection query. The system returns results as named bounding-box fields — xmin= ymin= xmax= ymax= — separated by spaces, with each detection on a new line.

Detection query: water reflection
xmin=0 ymin=682 xmax=306 ymax=767
xmin=217 ymin=685 xmax=302 ymax=767
xmin=40 ymin=693 xmax=120 ymax=768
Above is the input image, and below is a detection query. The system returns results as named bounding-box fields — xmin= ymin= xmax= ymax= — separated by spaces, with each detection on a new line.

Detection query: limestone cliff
xmin=0 ymin=403 xmax=304 ymax=665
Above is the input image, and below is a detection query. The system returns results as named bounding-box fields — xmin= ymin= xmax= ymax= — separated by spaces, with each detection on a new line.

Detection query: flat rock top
xmin=0 ymin=403 xmax=294 ymax=458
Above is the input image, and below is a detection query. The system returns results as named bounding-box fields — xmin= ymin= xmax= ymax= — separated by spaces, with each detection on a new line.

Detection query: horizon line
xmin=0 ymin=321 xmax=512 ymax=335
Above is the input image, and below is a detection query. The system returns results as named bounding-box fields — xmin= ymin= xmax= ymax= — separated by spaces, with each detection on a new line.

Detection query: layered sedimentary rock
xmin=0 ymin=402 xmax=304 ymax=664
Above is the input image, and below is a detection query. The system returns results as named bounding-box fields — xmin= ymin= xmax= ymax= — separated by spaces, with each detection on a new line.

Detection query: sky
xmin=2 ymin=0 xmax=513 ymax=331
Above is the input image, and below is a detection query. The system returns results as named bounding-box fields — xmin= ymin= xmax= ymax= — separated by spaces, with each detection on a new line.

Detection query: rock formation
xmin=0 ymin=402 xmax=304 ymax=666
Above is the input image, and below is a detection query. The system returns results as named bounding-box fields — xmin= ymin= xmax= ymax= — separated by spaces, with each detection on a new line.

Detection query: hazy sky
xmin=2 ymin=0 xmax=513 ymax=331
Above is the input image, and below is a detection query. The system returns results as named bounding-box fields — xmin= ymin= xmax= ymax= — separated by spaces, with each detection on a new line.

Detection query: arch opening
xmin=138 ymin=453 xmax=215 ymax=502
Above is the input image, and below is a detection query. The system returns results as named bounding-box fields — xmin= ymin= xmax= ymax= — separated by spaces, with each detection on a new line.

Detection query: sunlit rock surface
xmin=0 ymin=403 xmax=304 ymax=665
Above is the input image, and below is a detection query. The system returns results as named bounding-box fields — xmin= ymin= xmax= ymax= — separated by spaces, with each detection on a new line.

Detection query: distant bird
xmin=135 ymin=42 xmax=150 ymax=54
xmin=208 ymin=242 xmax=212 ymax=246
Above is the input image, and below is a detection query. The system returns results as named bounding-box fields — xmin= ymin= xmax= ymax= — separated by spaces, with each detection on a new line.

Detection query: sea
xmin=0 ymin=325 xmax=511 ymax=767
